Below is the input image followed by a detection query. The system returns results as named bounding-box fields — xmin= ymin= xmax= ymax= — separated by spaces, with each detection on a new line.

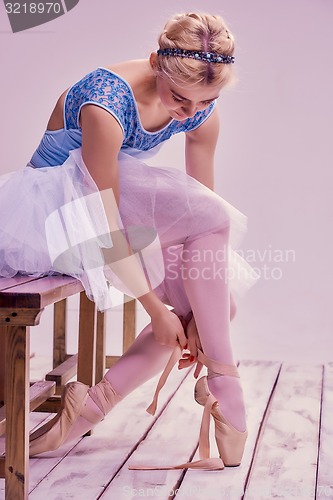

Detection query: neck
xmin=134 ymin=60 xmax=158 ymax=105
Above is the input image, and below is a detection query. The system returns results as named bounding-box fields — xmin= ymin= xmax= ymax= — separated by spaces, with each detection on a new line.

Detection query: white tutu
xmin=0 ymin=148 xmax=259 ymax=311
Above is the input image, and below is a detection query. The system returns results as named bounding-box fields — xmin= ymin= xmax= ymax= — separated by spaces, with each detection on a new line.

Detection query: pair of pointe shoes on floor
xmin=29 ymin=348 xmax=248 ymax=471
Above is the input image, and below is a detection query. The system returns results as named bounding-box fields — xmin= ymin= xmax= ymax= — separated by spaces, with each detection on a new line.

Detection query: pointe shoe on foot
xmin=128 ymin=347 xmax=246 ymax=471
xmin=29 ymin=382 xmax=90 ymax=456
xmin=29 ymin=378 xmax=121 ymax=457
xmin=194 ymin=350 xmax=248 ymax=467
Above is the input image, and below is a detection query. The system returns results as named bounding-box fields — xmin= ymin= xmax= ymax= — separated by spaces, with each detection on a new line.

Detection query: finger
xmin=178 ymin=352 xmax=198 ymax=370
xmin=178 ymin=360 xmax=190 ymax=370
xmin=177 ymin=330 xmax=188 ymax=349
xmin=178 ymin=358 xmax=195 ymax=370
xmin=187 ymin=338 xmax=198 ymax=359
xmin=171 ymin=311 xmax=189 ymax=331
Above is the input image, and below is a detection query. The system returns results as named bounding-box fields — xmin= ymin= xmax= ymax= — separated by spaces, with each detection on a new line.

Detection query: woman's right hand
xmin=151 ymin=307 xmax=188 ymax=349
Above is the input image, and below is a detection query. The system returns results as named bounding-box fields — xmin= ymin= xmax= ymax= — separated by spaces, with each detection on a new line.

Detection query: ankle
xmin=207 ymin=375 xmax=247 ymax=432
xmin=88 ymin=377 xmax=122 ymax=416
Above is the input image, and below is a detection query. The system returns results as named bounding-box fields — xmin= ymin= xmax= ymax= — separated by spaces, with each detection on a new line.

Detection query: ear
xmin=149 ymin=52 xmax=158 ymax=73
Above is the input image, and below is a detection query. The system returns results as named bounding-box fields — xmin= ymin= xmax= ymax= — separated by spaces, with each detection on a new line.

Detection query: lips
xmin=174 ymin=110 xmax=187 ymax=119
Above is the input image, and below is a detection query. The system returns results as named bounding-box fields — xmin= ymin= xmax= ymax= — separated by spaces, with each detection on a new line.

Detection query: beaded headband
xmin=157 ymin=48 xmax=235 ymax=64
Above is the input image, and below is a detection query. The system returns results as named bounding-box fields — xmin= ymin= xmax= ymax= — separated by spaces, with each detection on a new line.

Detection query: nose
xmin=182 ymin=103 xmax=197 ymax=118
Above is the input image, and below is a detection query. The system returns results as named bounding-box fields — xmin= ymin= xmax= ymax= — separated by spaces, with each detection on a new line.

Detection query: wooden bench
xmin=0 ymin=275 xmax=136 ymax=500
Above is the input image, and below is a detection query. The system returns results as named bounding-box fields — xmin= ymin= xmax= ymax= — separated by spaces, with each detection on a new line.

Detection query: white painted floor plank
xmin=1 ymin=361 xmax=332 ymax=500
xmin=317 ymin=362 xmax=333 ymax=498
xmin=244 ymin=363 xmax=322 ymax=499
xmin=176 ymin=360 xmax=281 ymax=500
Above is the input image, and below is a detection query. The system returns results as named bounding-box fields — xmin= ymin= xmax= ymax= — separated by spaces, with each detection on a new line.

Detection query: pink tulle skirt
xmin=0 ymin=148 xmax=259 ymax=311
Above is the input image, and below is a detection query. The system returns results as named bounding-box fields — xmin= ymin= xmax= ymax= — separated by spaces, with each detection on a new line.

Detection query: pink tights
xmin=67 ymin=223 xmax=247 ymax=443
xmin=104 ymin=225 xmax=246 ymax=431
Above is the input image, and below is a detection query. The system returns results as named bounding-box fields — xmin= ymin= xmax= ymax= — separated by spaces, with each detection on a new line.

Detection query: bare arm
xmin=81 ymin=104 xmax=123 ymax=202
xmin=80 ymin=105 xmax=187 ymax=347
xmin=185 ymin=107 xmax=220 ymax=191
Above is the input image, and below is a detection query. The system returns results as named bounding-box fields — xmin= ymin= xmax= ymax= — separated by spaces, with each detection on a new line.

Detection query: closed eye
xmin=172 ymin=94 xmax=184 ymax=103
xmin=171 ymin=93 xmax=215 ymax=106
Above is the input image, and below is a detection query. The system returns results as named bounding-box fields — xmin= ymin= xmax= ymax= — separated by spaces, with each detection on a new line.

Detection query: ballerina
xmin=0 ymin=11 xmax=258 ymax=469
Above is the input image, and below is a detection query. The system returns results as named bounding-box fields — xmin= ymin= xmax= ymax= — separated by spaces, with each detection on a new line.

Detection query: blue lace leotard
xmin=30 ymin=67 xmax=216 ymax=168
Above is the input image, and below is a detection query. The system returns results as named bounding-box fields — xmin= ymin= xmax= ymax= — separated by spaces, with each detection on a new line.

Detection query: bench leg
xmin=123 ymin=297 xmax=136 ymax=353
xmin=0 ymin=326 xmax=6 ymax=407
xmin=5 ymin=325 xmax=30 ymax=500
xmin=77 ymin=292 xmax=96 ymax=387
xmin=106 ymin=296 xmax=136 ymax=368
xmin=53 ymin=298 xmax=67 ymax=368
xmin=95 ymin=311 xmax=106 ymax=384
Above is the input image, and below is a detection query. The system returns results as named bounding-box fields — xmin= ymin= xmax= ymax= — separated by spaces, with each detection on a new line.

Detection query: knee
xmin=198 ymin=193 xmax=231 ymax=234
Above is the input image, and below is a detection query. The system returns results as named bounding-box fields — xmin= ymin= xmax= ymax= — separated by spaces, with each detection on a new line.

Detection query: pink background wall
xmin=1 ymin=0 xmax=332 ymax=362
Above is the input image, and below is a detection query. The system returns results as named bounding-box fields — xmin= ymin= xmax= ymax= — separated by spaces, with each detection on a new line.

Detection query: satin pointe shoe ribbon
xmin=130 ymin=349 xmax=244 ymax=471
xmin=146 ymin=344 xmax=183 ymax=415
xmin=146 ymin=311 xmax=191 ymax=416
xmin=131 ymin=347 xmax=225 ymax=470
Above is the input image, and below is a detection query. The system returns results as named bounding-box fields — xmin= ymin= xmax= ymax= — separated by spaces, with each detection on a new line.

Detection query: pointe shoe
xmin=30 ymin=378 xmax=121 ymax=457
xmin=29 ymin=382 xmax=90 ymax=456
xmin=194 ymin=350 xmax=248 ymax=467
xmin=128 ymin=347 xmax=246 ymax=471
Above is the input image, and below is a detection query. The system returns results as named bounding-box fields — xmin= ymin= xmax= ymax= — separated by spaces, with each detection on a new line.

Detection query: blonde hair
xmin=156 ymin=12 xmax=235 ymax=88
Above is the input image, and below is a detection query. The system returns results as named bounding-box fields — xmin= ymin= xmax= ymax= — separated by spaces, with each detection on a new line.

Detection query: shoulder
xmin=186 ymin=107 xmax=220 ymax=143
xmin=101 ymin=59 xmax=151 ymax=88
xmin=65 ymin=66 xmax=136 ymax=133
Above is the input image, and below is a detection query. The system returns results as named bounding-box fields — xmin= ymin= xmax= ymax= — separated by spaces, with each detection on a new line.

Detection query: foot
xmin=207 ymin=375 xmax=247 ymax=432
xmin=29 ymin=378 xmax=121 ymax=456
xmin=29 ymin=382 xmax=90 ymax=456
xmin=64 ymin=394 xmax=104 ymax=443
xmin=65 ymin=377 xmax=123 ymax=442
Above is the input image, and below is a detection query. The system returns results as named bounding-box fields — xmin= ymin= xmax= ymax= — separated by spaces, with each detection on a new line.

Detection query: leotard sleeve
xmin=64 ymin=68 xmax=134 ymax=140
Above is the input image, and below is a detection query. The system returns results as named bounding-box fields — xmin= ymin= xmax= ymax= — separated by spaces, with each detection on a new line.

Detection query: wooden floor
xmin=1 ymin=360 xmax=332 ymax=499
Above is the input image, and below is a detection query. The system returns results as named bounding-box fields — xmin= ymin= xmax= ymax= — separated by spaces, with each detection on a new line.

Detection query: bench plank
xmin=0 ymin=381 xmax=55 ymax=437
xmin=0 ymin=276 xmax=83 ymax=309
xmin=46 ymin=354 xmax=78 ymax=388
xmin=0 ymin=308 xmax=43 ymax=327
xmin=0 ymin=277 xmax=42 ymax=292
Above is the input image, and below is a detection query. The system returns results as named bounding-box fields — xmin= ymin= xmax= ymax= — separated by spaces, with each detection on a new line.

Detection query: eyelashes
xmin=172 ymin=95 xmax=183 ymax=103
xmin=171 ymin=94 xmax=214 ymax=106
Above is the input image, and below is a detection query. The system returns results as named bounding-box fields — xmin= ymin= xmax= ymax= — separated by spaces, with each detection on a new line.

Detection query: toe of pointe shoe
xmin=212 ymin=404 xmax=248 ymax=467
xmin=29 ymin=381 xmax=89 ymax=457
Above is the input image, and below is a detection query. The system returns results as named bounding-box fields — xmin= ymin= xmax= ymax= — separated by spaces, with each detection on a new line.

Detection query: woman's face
xmin=156 ymin=75 xmax=222 ymax=121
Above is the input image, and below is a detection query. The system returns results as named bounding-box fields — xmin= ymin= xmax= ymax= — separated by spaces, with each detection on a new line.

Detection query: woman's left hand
xmin=178 ymin=314 xmax=203 ymax=378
